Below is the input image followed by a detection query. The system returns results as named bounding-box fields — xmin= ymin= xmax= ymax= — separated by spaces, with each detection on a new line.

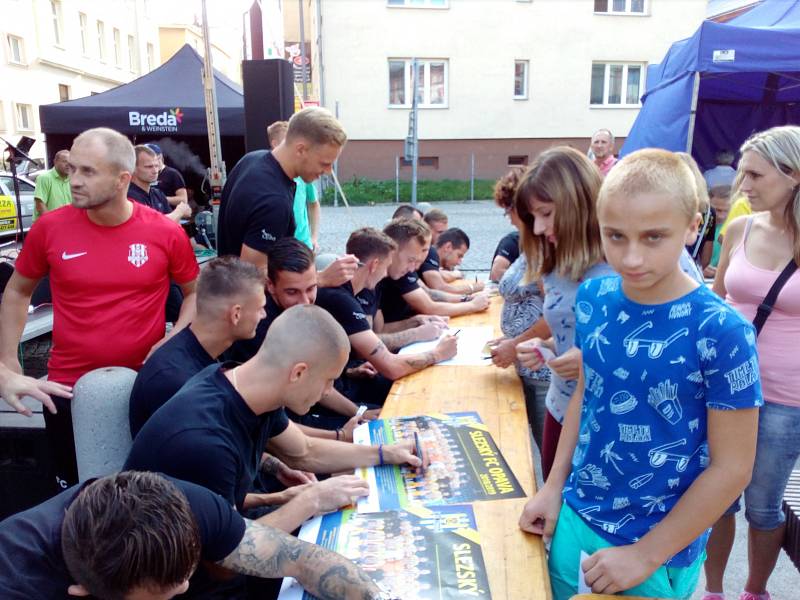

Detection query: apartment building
xmin=316 ymin=0 xmax=709 ymax=181
xmin=0 ymin=0 xmax=159 ymax=161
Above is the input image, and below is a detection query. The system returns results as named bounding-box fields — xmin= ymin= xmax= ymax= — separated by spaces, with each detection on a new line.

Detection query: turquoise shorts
xmin=548 ymin=502 xmax=704 ymax=600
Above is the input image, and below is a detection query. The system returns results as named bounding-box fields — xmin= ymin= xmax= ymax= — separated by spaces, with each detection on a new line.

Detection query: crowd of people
xmin=0 ymin=107 xmax=796 ymax=600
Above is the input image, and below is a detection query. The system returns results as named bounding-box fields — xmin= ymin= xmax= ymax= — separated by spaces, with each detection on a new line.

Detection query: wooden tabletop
xmin=381 ymin=296 xmax=551 ymax=600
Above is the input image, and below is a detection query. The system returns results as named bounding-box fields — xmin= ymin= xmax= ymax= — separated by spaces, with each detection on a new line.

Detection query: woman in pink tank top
xmin=703 ymin=126 xmax=800 ymax=600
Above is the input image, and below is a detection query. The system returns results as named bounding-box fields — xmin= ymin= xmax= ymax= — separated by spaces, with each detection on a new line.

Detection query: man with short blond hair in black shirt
xmin=125 ymin=305 xmax=423 ymax=535
xmin=218 ymin=107 xmax=357 ymax=288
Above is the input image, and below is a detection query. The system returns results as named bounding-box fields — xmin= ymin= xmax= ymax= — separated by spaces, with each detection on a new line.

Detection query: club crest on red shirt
xmin=128 ymin=243 xmax=149 ymax=268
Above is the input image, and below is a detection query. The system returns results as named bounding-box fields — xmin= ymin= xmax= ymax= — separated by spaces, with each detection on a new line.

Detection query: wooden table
xmin=381 ymin=296 xmax=551 ymax=599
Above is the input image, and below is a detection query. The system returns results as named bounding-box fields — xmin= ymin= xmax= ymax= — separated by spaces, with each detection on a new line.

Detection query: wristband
xmin=378 ymin=444 xmax=385 ymax=466
xmin=335 ymin=428 xmax=341 ymax=441
xmin=460 ymin=294 xmax=470 ymax=302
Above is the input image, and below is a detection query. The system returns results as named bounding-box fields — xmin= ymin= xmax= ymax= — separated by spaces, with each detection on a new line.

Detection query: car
xmin=0 ymin=173 xmax=36 ymax=240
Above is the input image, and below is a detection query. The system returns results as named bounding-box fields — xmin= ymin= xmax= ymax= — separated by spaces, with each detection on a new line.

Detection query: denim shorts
xmin=725 ymin=401 xmax=800 ymax=530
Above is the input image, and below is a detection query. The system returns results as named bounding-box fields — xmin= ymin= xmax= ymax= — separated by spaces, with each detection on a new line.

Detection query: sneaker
xmin=701 ymin=593 xmax=725 ymax=600
xmin=739 ymin=592 xmax=771 ymax=600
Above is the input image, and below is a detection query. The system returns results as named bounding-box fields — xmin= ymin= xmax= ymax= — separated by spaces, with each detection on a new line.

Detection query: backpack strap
xmin=753 ymin=259 xmax=799 ymax=336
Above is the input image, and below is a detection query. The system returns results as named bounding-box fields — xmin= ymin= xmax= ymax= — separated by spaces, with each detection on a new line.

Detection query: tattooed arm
xmin=402 ymin=287 xmax=489 ymax=317
xmin=349 ymin=329 xmax=456 ymax=380
xmin=378 ymin=319 xmax=445 ymax=351
xmin=219 ymin=519 xmax=383 ymax=600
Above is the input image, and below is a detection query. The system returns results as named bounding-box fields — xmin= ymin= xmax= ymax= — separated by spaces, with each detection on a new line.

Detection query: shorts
xmin=724 ymin=401 xmax=800 ymax=530
xmin=549 ymin=502 xmax=704 ymax=600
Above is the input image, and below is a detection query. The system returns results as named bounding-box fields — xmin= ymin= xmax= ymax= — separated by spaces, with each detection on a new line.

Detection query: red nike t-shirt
xmin=15 ymin=203 xmax=199 ymax=386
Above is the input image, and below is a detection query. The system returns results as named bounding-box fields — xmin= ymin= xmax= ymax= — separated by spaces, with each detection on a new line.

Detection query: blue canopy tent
xmin=620 ymin=0 xmax=800 ymax=169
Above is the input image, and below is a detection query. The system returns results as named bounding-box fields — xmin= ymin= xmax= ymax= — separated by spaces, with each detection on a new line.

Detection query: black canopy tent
xmin=39 ymin=44 xmax=246 ymax=197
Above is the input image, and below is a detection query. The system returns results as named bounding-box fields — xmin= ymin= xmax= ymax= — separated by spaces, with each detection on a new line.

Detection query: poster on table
xmin=354 ymin=412 xmax=524 ymax=513
xmin=278 ymin=504 xmax=492 ymax=600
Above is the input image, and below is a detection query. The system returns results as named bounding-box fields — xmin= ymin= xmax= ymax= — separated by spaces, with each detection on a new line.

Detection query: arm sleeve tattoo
xmin=219 ymin=519 xmax=382 ymax=600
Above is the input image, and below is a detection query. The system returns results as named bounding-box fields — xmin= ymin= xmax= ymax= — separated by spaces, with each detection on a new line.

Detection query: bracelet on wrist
xmin=335 ymin=428 xmax=342 ymax=441
xmin=378 ymin=444 xmax=385 ymax=466
xmin=460 ymin=294 xmax=470 ymax=302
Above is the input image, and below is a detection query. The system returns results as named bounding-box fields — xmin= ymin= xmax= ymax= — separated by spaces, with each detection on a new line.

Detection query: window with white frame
xmin=79 ymin=13 xmax=89 ymax=55
xmin=128 ymin=35 xmax=136 ymax=71
xmin=146 ymin=42 xmax=154 ymax=72
xmin=514 ymin=60 xmax=529 ymax=99
xmin=7 ymin=35 xmax=25 ymax=64
xmin=97 ymin=21 xmax=106 ymax=61
xmin=590 ymin=62 xmax=644 ymax=106
xmin=50 ymin=0 xmax=64 ymax=45
xmin=388 ymin=59 xmax=448 ymax=108
xmin=15 ymin=103 xmax=33 ymax=131
xmin=387 ymin=0 xmax=448 ymax=7
xmin=594 ymin=0 xmax=646 ymax=14
xmin=113 ymin=28 xmax=121 ymax=66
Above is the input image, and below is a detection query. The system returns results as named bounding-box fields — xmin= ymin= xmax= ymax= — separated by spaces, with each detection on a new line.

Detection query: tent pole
xmin=686 ymin=71 xmax=701 ymax=153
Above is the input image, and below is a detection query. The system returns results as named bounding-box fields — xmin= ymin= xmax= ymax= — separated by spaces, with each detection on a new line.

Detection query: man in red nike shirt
xmin=0 ymin=127 xmax=198 ymax=490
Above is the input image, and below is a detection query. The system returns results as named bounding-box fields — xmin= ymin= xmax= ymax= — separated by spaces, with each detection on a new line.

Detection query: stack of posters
xmin=354 ymin=412 xmax=524 ymax=512
xmin=278 ymin=504 xmax=492 ymax=600
xmin=279 ymin=412 xmax=522 ymax=600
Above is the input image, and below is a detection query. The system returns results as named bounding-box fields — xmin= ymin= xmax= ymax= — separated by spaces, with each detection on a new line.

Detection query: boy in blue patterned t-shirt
xmin=519 ymin=149 xmax=762 ymax=600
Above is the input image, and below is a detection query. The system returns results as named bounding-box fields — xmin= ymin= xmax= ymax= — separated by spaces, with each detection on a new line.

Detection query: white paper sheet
xmin=578 ymin=550 xmax=591 ymax=594
xmin=397 ymin=326 xmax=494 ymax=366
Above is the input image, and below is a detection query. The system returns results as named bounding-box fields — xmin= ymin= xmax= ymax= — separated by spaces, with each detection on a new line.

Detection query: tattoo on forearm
xmin=220 ymin=520 xmax=381 ymax=599
xmin=260 ymin=454 xmax=280 ymax=475
xmin=403 ymin=351 xmax=436 ymax=370
xmin=379 ymin=329 xmax=416 ymax=352
xmin=428 ymin=289 xmax=447 ymax=301
xmin=368 ymin=341 xmax=385 ymax=357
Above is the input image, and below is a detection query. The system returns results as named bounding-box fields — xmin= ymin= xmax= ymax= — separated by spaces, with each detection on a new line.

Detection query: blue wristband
xmin=378 ymin=444 xmax=385 ymax=466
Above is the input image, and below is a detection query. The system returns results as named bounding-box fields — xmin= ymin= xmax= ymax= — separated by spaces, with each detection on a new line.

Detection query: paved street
xmin=320 ymin=200 xmax=800 ymax=600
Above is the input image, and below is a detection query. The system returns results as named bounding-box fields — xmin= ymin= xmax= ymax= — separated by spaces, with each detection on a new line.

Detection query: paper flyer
xmin=398 ymin=326 xmax=494 ymax=366
xmin=353 ymin=412 xmax=525 ymax=513
xmin=278 ymin=504 xmax=492 ymax=600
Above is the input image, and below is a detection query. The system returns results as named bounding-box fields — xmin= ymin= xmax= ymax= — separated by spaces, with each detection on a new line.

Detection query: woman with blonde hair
xmin=704 ymin=125 xmax=800 ymax=600
xmin=514 ymin=147 xmax=614 ymax=479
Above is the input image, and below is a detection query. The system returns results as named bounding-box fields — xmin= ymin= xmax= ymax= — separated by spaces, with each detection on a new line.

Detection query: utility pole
xmin=200 ymin=0 xmax=226 ymax=235
xmin=404 ymin=58 xmax=419 ymax=205
xmin=298 ymin=0 xmax=308 ymax=101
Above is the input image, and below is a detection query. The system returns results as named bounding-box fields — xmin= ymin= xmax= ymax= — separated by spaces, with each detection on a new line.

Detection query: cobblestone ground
xmin=318 ymin=200 xmax=510 ymax=274
xmin=320 ymin=200 xmax=800 ymax=600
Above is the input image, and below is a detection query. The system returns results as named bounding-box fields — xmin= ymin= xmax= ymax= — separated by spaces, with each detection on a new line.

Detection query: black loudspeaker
xmin=242 ymin=59 xmax=295 ymax=153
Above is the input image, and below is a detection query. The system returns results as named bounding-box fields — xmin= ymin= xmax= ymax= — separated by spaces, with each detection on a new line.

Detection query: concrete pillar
xmin=71 ymin=367 xmax=137 ymax=482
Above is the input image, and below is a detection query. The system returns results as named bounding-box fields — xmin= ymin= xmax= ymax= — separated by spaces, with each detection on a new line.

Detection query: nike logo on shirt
xmin=61 ymin=252 xmax=88 ymax=260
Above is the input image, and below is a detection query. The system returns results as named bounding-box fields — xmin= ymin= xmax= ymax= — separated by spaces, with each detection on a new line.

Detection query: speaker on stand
xmin=242 ymin=59 xmax=295 ymax=153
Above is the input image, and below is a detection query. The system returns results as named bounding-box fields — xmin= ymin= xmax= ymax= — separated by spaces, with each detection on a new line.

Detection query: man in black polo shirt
xmin=217 ymin=107 xmax=357 ymax=288
xmin=128 ymin=144 xmax=190 ymax=223
xmin=129 ymin=256 xmax=266 ymax=437
xmin=125 ymin=305 xmax=422 ymax=535
xmin=490 ymin=230 xmax=521 ymax=282
xmin=317 ymin=227 xmax=454 ymax=406
xmin=420 ymin=226 xmax=484 ymax=295
xmin=0 ymin=470 xmax=385 ymax=599
xmin=377 ymin=219 xmax=490 ymax=324
xmin=226 ymin=238 xmax=368 ymax=428
xmin=146 ymin=142 xmax=189 ymax=206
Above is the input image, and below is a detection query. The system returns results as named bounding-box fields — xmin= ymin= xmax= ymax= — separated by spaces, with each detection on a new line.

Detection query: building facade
xmin=317 ymin=0 xmax=709 ymax=181
xmin=0 ymin=0 xmax=159 ymax=162
xmin=160 ymin=23 xmax=243 ymax=84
